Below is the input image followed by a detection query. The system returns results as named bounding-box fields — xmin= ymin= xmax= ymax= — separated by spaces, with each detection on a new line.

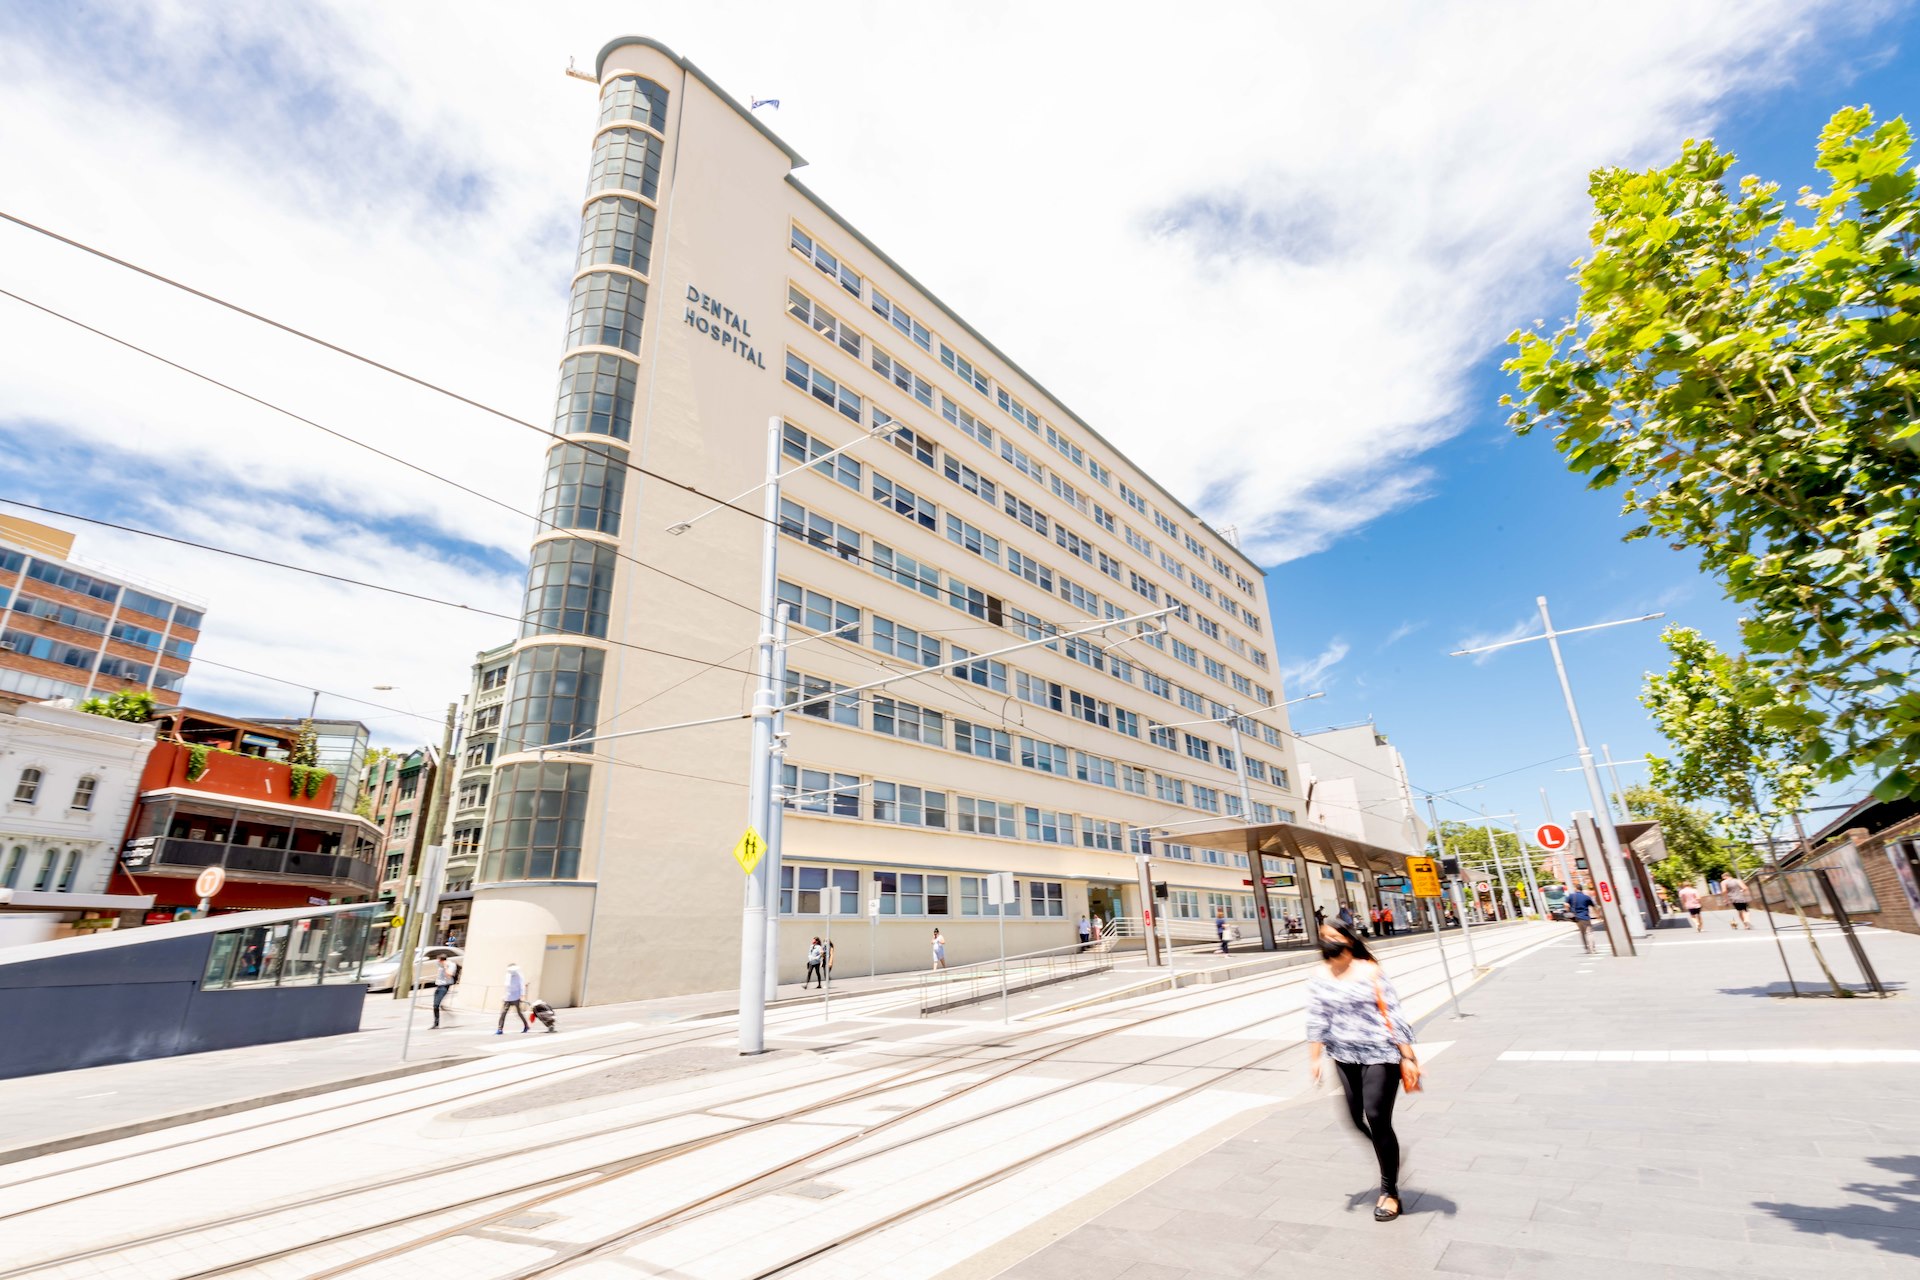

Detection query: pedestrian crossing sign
xmin=732 ymin=828 xmax=766 ymax=875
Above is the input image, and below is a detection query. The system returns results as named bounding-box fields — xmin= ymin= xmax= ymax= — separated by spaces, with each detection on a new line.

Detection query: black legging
xmin=1334 ymin=1059 xmax=1402 ymax=1198
xmin=805 ymin=961 xmax=824 ymax=987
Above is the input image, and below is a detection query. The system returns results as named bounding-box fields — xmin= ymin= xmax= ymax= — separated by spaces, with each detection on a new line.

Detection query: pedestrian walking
xmin=496 ymin=962 xmax=530 ymax=1034
xmin=1678 ymin=883 xmax=1704 ymax=931
xmin=431 ymin=954 xmax=460 ymax=1028
xmin=931 ymin=928 xmax=947 ymax=970
xmin=1306 ymin=921 xmax=1421 ymax=1223
xmin=804 ymin=937 xmax=825 ymax=988
xmin=1721 ymin=874 xmax=1754 ymax=929
xmin=826 ymin=938 xmax=836 ymax=982
xmin=1565 ymin=886 xmax=1597 ymax=952
xmin=1078 ymin=915 xmax=1091 ymax=951
xmin=1314 ymin=907 xmax=1327 ymax=929
xmin=1215 ymin=909 xmax=1230 ymax=954
xmin=1338 ymin=903 xmax=1357 ymax=933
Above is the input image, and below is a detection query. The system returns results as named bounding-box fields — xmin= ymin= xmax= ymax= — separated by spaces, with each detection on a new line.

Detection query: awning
xmin=1167 ymin=821 xmax=1417 ymax=875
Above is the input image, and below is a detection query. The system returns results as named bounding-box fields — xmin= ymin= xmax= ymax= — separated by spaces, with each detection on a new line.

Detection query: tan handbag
xmin=1374 ymin=975 xmax=1422 ymax=1092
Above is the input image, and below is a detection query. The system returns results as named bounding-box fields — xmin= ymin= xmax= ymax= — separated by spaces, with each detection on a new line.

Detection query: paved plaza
xmin=1000 ymin=912 xmax=1920 ymax=1280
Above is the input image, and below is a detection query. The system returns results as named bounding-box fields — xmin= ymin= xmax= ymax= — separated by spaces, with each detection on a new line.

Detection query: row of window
xmin=1 ymin=844 xmax=87 ymax=892
xmin=0 ymin=554 xmax=201 ymax=627
xmin=2 ymin=630 xmax=159 ymax=688
xmin=11 ymin=767 xmax=98 ymax=810
xmin=782 ymin=236 xmax=1258 ymax=605
xmin=777 ymin=758 xmax=1289 ymax=844
xmin=775 ymin=414 xmax=1271 ymax=686
xmin=779 ymin=862 xmax=1069 ymax=918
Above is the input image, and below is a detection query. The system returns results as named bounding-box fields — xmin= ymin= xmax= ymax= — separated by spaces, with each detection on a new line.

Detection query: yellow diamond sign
xmin=732 ymin=827 xmax=767 ymax=875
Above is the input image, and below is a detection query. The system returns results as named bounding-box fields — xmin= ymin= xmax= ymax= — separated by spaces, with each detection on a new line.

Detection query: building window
xmin=1121 ymin=764 xmax=1147 ymax=795
xmin=578 ymin=196 xmax=657 ymax=277
xmin=1001 ymin=438 xmax=1046 ymax=483
xmin=948 ymin=646 xmax=1008 ymax=692
xmin=781 ymin=422 xmax=862 ymax=490
xmin=566 ymin=272 xmax=649 ymax=354
xmin=960 ymin=876 xmax=1021 ymax=916
xmin=996 ymin=387 xmax=1042 ymax=432
xmin=941 ymin=395 xmax=994 ymax=448
xmin=473 ymin=705 xmax=503 ymax=732
xmin=872 ymin=348 xmax=933 ymax=407
xmin=599 ymin=75 xmax=670 ymax=131
xmin=784 ymin=671 xmax=861 ymax=726
xmin=872 ymin=696 xmax=945 ymax=747
xmin=1154 ymin=774 xmax=1186 ymax=805
xmin=25 ymin=560 xmax=118 ymax=603
xmin=1185 ymin=734 xmax=1215 ymax=765
xmin=538 ymin=441 xmax=628 ymax=535
xmin=940 ymin=343 xmax=990 ymax=394
xmin=33 ymin=850 xmax=57 ymax=891
xmin=1192 ymin=785 xmax=1221 ymax=813
xmin=1003 ymin=494 xmax=1049 ymax=537
xmin=480 ymin=664 xmax=510 ymax=691
xmin=780 ymin=764 xmax=861 ymax=815
xmin=785 ymin=352 xmax=863 ymax=422
xmin=1028 ymin=880 xmax=1066 ymax=917
xmin=943 ymin=455 xmax=997 ymax=506
xmin=14 ymin=768 xmax=41 ymax=804
xmin=501 ymin=644 xmax=606 ymax=753
xmin=1008 ymin=548 xmax=1054 ymax=593
xmin=790 ymin=225 xmax=863 ymax=297
xmin=787 ymin=286 xmax=862 ymax=358
xmin=521 ymin=538 xmax=617 ymax=639
xmin=778 ymin=498 xmax=863 ymax=564
xmin=1018 ymin=737 xmax=1068 ymax=775
xmin=874 ymin=870 xmax=949 ymax=915
xmin=955 ymin=796 xmax=1017 ymax=836
xmin=1075 ymin=752 xmax=1116 ymax=788
xmin=776 ymin=581 xmax=860 ymax=638
xmin=870 ymin=544 xmax=942 ymax=600
xmin=1082 ymin=818 xmax=1125 ymax=851
xmin=553 ymin=353 xmax=637 ymax=440
xmin=871 ymin=472 xmax=937 ymax=531
xmin=70 ymin=776 xmax=97 ymax=811
xmin=870 ymin=291 xmax=931 ymax=351
xmin=781 ymin=864 xmax=860 ymax=915
xmin=481 ymin=762 xmax=592 ymax=881
xmin=954 ymin=721 xmax=1011 ymax=762
xmin=586 ymin=127 xmax=663 ymax=200
xmin=1 ymin=845 xmax=22 ymax=889
xmin=944 ymin=514 xmax=1001 ymax=566
xmin=1024 ymin=808 xmax=1073 ymax=845
xmin=872 ymin=782 xmax=946 ymax=829
xmin=872 ymin=617 xmax=941 ymax=667
xmin=56 ymin=849 xmax=82 ymax=892
xmin=457 ymin=779 xmax=491 ymax=809
xmin=10 ymin=595 xmax=109 ymax=635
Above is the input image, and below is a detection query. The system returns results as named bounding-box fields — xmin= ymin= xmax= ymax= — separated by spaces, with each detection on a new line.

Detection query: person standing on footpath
xmin=1306 ymin=920 xmax=1421 ymax=1223
xmin=1678 ymin=883 xmax=1705 ymax=931
xmin=431 ymin=954 xmax=459 ymax=1028
xmin=1721 ymin=873 xmax=1755 ymax=928
xmin=803 ymin=937 xmax=825 ymax=989
xmin=931 ymin=928 xmax=947 ymax=970
xmin=1565 ymin=885 xmax=1597 ymax=953
xmin=1215 ymin=908 xmax=1230 ymax=954
xmin=496 ymin=962 xmax=530 ymax=1034
xmin=1078 ymin=915 xmax=1092 ymax=951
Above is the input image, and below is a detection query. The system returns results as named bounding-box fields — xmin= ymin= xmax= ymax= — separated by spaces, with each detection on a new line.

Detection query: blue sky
xmin=1276 ymin=8 xmax=1918 ymax=833
xmin=0 ymin=1 xmax=1910 ymax=829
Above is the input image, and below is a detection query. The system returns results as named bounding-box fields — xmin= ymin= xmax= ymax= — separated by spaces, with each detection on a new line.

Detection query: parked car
xmin=359 ymin=945 xmax=462 ymax=993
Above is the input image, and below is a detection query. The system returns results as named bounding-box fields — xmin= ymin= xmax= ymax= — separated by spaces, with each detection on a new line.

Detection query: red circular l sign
xmin=1535 ymin=823 xmax=1569 ymax=851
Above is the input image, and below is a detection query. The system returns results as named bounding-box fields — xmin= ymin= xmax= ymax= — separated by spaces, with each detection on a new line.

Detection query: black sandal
xmin=1374 ymin=1196 xmax=1401 ymax=1222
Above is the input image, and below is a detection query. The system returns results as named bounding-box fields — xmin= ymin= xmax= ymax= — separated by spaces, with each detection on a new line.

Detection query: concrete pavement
xmin=996 ymin=913 xmax=1920 ymax=1280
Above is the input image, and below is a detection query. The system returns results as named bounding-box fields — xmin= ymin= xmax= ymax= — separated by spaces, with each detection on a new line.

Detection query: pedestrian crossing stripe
xmin=733 ymin=827 xmax=766 ymax=874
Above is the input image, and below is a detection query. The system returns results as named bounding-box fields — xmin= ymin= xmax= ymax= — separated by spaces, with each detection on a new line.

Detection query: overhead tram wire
xmin=0 ymin=499 xmax=761 ymax=682
xmin=186 ymin=656 xmax=448 ymax=727
xmin=0 ymin=286 xmax=763 ymax=626
xmin=0 ymin=209 xmax=772 ymax=531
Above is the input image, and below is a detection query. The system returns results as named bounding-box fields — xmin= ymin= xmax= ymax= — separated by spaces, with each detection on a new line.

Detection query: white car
xmin=359 ymin=945 xmax=462 ymax=993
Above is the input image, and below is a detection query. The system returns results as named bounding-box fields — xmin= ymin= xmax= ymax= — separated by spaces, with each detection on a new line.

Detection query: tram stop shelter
xmin=1176 ymin=820 xmax=1423 ymax=948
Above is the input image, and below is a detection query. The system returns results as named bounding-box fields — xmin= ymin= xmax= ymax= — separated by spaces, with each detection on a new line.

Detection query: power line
xmin=0 ymin=208 xmax=775 ymax=532
xmin=0 ymin=498 xmax=761 ymax=681
xmin=0 ymin=286 xmax=766 ymax=625
xmin=187 ymin=655 xmax=447 ymax=727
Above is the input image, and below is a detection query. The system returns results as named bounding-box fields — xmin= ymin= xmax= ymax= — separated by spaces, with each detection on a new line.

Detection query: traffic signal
xmin=1153 ymin=882 xmax=1169 ymax=900
xmin=1440 ymin=855 xmax=1461 ymax=878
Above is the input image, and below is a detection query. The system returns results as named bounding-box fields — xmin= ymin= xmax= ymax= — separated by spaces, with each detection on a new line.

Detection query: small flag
xmin=751 ymin=97 xmax=781 ymax=111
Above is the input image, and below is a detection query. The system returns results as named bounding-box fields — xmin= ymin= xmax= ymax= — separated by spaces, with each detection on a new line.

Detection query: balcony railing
xmin=129 ymin=836 xmax=379 ymax=891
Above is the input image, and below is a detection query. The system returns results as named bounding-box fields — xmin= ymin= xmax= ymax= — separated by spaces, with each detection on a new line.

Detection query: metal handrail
xmin=918 ymin=936 xmax=1114 ymax=1015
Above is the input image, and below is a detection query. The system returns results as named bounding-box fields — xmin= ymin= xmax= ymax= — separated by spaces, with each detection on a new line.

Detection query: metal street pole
xmin=736 ymin=415 xmax=784 ymax=1056
xmin=1226 ymin=708 xmax=1277 ymax=951
xmin=391 ymin=701 xmax=457 ymax=1000
xmin=1600 ymin=744 xmax=1632 ymax=821
xmin=1426 ymin=795 xmax=1478 ymax=969
xmin=1133 ymin=849 xmax=1161 ymax=967
xmin=1480 ymin=806 xmax=1513 ymax=920
xmin=763 ymin=604 xmax=792 ymax=1004
xmin=821 ymin=895 xmax=833 ymax=1024
xmin=1430 ymin=899 xmax=1463 ymax=1017
xmin=997 ymin=895 xmax=1009 ymax=1024
xmin=1509 ymin=819 xmax=1547 ymax=916
xmin=1535 ymin=597 xmax=1647 ymax=942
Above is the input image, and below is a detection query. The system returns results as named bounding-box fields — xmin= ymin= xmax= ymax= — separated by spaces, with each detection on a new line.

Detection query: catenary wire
xmin=186 ymin=656 xmax=448 ymax=726
xmin=0 ymin=286 xmax=769 ymax=625
xmin=0 ymin=499 xmax=762 ymax=682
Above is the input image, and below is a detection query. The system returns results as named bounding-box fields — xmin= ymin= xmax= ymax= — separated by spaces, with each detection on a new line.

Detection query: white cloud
xmin=0 ymin=0 xmax=1890 ymax=741
xmin=1283 ymin=639 xmax=1351 ymax=690
xmin=1379 ymin=620 xmax=1426 ymax=651
xmin=1452 ymin=618 xmax=1540 ymax=667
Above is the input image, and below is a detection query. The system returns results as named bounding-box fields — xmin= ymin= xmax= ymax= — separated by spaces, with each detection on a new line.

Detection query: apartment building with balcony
xmin=462 ymin=36 xmax=1318 ymax=1006
xmin=0 ymin=516 xmax=203 ymax=706
xmin=366 ymin=747 xmax=437 ymax=906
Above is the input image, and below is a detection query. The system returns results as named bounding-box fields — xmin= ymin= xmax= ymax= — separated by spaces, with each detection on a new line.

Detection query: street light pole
xmin=736 ymin=415 xmax=784 ymax=1056
xmin=1426 ymin=794 xmax=1478 ymax=970
xmin=1453 ymin=598 xmax=1661 ymax=947
xmin=1508 ymin=817 xmax=1547 ymax=916
xmin=1226 ymin=708 xmax=1274 ymax=950
xmin=1480 ymin=806 xmax=1513 ymax=920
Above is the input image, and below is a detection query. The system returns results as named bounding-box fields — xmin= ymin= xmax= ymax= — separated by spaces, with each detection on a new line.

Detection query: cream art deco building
xmin=463 ymin=36 xmax=1333 ymax=1006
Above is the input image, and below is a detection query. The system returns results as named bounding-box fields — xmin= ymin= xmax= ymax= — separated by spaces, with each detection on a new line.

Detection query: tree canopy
xmin=79 ymin=690 xmax=155 ymax=722
xmin=1504 ymin=106 xmax=1919 ymax=798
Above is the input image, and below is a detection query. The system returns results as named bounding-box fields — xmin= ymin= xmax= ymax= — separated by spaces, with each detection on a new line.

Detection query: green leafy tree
xmin=78 ymin=690 xmax=156 ymax=722
xmin=1425 ymin=821 xmax=1543 ymax=912
xmin=1504 ymin=106 xmax=1920 ymax=798
xmin=289 ymin=719 xmax=320 ymax=768
xmin=1642 ymin=626 xmax=1848 ymax=994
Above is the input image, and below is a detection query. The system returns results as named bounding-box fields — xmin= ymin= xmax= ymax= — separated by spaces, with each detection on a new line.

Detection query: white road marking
xmin=1501 ymin=1048 xmax=1920 ymax=1064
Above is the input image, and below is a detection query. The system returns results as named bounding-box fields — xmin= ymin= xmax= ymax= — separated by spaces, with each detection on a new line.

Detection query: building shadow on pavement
xmin=1753 ymin=1155 xmax=1920 ymax=1258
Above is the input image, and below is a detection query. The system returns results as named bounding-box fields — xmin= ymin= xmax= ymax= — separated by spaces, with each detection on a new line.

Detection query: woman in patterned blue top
xmin=1305 ymin=920 xmax=1420 ymax=1221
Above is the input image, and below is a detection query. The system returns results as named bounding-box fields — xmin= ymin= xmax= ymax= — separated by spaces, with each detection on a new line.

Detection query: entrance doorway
xmin=1088 ymin=886 xmax=1122 ymax=930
